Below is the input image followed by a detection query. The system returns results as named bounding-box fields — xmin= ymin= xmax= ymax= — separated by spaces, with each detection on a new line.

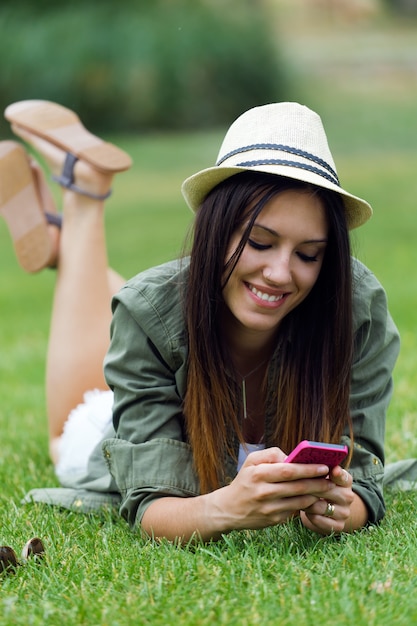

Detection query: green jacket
xmin=24 ymin=257 xmax=400 ymax=529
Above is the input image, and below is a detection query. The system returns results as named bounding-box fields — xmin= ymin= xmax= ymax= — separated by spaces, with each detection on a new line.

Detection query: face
xmin=222 ymin=188 xmax=328 ymax=346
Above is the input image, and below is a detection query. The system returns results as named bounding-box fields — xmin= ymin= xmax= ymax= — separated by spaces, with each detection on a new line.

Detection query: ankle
xmin=52 ymin=153 xmax=113 ymax=200
xmin=45 ymin=223 xmax=60 ymax=269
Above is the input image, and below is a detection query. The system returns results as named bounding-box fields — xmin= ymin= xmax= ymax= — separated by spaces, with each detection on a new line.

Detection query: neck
xmin=220 ymin=307 xmax=276 ymax=374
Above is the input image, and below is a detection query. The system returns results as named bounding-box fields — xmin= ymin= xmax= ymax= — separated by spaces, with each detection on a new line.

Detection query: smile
xmin=248 ymin=284 xmax=285 ymax=302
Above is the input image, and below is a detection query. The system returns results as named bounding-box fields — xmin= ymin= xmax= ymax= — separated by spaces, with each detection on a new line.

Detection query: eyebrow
xmin=252 ymin=223 xmax=328 ymax=244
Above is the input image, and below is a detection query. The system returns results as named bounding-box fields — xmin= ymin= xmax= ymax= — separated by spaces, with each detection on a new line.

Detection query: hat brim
xmin=181 ymin=164 xmax=372 ymax=231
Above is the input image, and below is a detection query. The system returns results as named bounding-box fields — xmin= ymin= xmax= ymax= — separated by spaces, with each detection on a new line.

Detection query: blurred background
xmin=0 ymin=0 xmax=416 ymax=462
xmin=0 ymin=0 xmax=415 ymax=134
xmin=0 ymin=0 xmax=289 ymax=134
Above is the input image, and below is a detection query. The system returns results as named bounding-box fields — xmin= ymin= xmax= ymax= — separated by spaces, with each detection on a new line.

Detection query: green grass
xmin=2 ymin=27 xmax=417 ymax=626
xmin=2 ymin=130 xmax=417 ymax=625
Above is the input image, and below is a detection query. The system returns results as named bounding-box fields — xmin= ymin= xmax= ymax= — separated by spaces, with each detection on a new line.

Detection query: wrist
xmin=202 ymin=486 xmax=236 ymax=539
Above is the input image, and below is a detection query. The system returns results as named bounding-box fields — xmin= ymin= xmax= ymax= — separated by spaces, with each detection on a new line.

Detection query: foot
xmin=5 ymin=100 xmax=132 ymax=200
xmin=30 ymin=157 xmax=61 ymax=267
xmin=12 ymin=125 xmax=116 ymax=202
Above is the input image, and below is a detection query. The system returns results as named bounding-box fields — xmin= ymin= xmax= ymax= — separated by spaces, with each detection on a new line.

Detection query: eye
xmin=297 ymin=251 xmax=319 ymax=263
xmin=248 ymin=238 xmax=271 ymax=251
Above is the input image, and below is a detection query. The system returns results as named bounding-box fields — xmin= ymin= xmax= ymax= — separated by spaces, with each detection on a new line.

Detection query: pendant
xmin=242 ymin=378 xmax=248 ymax=420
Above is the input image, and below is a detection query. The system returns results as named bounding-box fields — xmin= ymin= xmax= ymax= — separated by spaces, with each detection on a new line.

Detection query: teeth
xmin=249 ymin=286 xmax=284 ymax=302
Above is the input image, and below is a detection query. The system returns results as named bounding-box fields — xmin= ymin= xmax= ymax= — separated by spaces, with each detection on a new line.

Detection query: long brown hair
xmin=183 ymin=172 xmax=353 ymax=493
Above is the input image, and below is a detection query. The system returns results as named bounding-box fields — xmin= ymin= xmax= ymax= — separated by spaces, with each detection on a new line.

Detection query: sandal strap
xmin=51 ymin=153 xmax=112 ymax=201
xmin=45 ymin=212 xmax=62 ymax=228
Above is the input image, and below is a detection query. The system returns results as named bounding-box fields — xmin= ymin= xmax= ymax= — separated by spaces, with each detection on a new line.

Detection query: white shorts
xmin=55 ymin=389 xmax=114 ymax=481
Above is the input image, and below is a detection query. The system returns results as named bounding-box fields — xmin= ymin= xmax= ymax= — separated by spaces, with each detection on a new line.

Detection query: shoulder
xmin=351 ymin=258 xmax=388 ymax=330
xmin=351 ymin=257 xmax=399 ymax=356
xmin=112 ymin=258 xmax=189 ymax=341
xmin=352 ymin=257 xmax=384 ymax=295
xmin=124 ymin=257 xmax=189 ymax=295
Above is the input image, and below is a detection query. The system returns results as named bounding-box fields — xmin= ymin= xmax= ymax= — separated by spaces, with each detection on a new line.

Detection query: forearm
xmin=140 ymin=490 xmax=230 ymax=543
xmin=139 ymin=459 xmax=333 ymax=541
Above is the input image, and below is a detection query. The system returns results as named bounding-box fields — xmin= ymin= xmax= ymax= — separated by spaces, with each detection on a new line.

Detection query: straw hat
xmin=181 ymin=102 xmax=372 ymax=230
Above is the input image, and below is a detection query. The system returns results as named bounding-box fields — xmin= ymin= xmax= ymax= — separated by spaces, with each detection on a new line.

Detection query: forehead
xmin=250 ymin=188 xmax=328 ymax=239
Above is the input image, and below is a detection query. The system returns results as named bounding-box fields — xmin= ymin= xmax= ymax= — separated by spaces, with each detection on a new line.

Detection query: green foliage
xmin=0 ymin=0 xmax=288 ymax=134
xmin=383 ymin=0 xmax=417 ymax=16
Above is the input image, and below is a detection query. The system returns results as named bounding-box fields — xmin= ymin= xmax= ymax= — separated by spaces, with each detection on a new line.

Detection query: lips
xmin=247 ymin=283 xmax=287 ymax=303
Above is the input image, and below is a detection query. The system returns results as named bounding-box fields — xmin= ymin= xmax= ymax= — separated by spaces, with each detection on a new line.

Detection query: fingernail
xmin=317 ymin=465 xmax=329 ymax=475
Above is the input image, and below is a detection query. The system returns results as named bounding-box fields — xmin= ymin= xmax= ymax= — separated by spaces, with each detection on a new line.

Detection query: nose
xmin=263 ymin=251 xmax=292 ymax=284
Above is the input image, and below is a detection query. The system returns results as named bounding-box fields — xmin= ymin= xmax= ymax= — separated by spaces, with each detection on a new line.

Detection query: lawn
xmin=1 ymin=14 xmax=417 ymax=626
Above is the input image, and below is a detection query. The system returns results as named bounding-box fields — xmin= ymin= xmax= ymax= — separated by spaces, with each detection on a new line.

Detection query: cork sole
xmin=5 ymin=100 xmax=132 ymax=174
xmin=0 ymin=141 xmax=52 ymax=273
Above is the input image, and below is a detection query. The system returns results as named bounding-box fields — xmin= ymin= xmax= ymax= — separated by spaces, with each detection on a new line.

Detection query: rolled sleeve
xmin=102 ymin=438 xmax=200 ymax=526
xmin=347 ymin=260 xmax=400 ymax=523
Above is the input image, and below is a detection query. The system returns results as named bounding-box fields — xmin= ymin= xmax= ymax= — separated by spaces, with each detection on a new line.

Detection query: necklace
xmin=236 ymin=359 xmax=268 ymax=420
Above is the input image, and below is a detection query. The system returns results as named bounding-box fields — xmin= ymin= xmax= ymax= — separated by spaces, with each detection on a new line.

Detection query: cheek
xmin=298 ymin=262 xmax=323 ymax=291
xmin=224 ymin=243 xmax=253 ymax=280
xmin=224 ymin=233 xmax=242 ymax=266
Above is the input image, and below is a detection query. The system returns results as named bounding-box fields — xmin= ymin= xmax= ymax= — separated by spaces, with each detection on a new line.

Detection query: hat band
xmin=234 ymin=158 xmax=340 ymax=186
xmin=217 ymin=143 xmax=340 ymax=186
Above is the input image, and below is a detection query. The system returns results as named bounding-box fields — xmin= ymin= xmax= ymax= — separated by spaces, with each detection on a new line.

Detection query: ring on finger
xmin=324 ymin=502 xmax=335 ymax=517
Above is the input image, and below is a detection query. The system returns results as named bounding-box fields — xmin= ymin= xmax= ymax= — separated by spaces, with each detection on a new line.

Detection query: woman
xmin=0 ymin=100 xmax=400 ymax=542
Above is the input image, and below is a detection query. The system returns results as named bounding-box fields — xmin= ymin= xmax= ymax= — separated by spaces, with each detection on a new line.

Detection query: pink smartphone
xmin=285 ymin=440 xmax=348 ymax=468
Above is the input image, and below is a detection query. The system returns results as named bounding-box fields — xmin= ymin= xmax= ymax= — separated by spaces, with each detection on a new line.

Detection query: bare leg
xmin=12 ymin=128 xmax=127 ymax=462
xmin=46 ymin=190 xmax=124 ymax=455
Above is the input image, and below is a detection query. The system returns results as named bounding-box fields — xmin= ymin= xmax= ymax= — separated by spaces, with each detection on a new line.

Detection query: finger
xmin=322 ymin=500 xmax=337 ymax=518
xmin=302 ymin=511 xmax=346 ymax=534
xmin=329 ymin=466 xmax=352 ymax=487
xmin=243 ymin=447 xmax=286 ymax=466
xmin=319 ymin=501 xmax=351 ymax=524
xmin=252 ymin=462 xmax=331 ymax=487
xmin=303 ymin=498 xmax=338 ymax=516
xmin=261 ymin=494 xmax=320 ymax=519
xmin=304 ymin=478 xmax=354 ymax=508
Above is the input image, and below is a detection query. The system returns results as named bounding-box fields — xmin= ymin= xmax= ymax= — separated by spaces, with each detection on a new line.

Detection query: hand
xmin=208 ymin=447 xmax=334 ymax=533
xmin=300 ymin=466 xmax=355 ymax=534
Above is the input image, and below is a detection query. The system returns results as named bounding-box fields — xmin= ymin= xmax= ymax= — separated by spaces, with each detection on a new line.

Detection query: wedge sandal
xmin=5 ymin=100 xmax=132 ymax=174
xmin=0 ymin=141 xmax=55 ymax=273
